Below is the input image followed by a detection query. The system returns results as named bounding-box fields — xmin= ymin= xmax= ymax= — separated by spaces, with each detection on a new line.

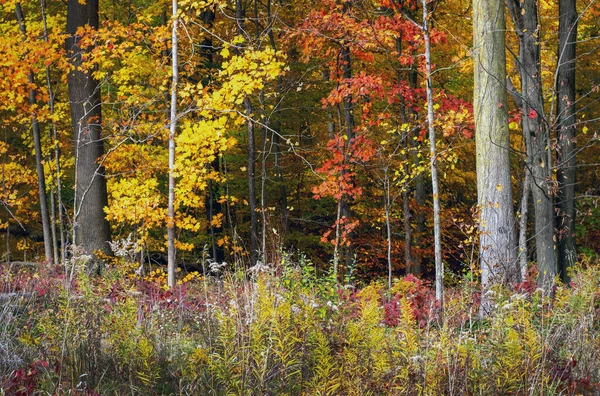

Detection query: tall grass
xmin=1 ymin=254 xmax=599 ymax=395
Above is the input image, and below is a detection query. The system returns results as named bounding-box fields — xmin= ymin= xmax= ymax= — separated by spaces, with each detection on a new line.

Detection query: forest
xmin=1 ymin=0 xmax=600 ymax=393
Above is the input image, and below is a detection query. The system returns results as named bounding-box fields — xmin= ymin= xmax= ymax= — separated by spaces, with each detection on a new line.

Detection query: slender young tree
xmin=518 ymin=168 xmax=531 ymax=280
xmin=15 ymin=3 xmax=52 ymax=263
xmin=235 ymin=0 xmax=260 ymax=267
xmin=473 ymin=0 xmax=518 ymax=312
xmin=66 ymin=0 xmax=112 ymax=265
xmin=256 ymin=0 xmax=268 ymax=265
xmin=42 ymin=0 xmax=65 ymax=266
xmin=339 ymin=2 xmax=356 ymax=277
xmin=396 ymin=35 xmax=414 ymax=276
xmin=267 ymin=12 xmax=288 ymax=236
xmin=421 ymin=0 xmax=443 ymax=308
xmin=167 ymin=0 xmax=179 ymax=289
xmin=556 ymin=0 xmax=578 ymax=283
xmin=200 ymin=5 xmax=225 ymax=263
xmin=409 ymin=68 xmax=425 ymax=276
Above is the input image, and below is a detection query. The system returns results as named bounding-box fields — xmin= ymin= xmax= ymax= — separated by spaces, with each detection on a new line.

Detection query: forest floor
xmin=1 ymin=254 xmax=600 ymax=395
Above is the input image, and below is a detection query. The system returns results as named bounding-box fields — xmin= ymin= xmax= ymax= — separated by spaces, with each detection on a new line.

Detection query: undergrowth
xmin=1 ymin=254 xmax=599 ymax=395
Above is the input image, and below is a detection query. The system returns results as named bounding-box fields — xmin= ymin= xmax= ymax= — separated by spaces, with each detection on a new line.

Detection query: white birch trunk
xmin=422 ymin=0 xmax=444 ymax=309
xmin=167 ymin=0 xmax=178 ymax=289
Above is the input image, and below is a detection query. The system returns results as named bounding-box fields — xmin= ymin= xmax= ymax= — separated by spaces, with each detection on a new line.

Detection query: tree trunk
xmin=257 ymin=0 xmax=269 ymax=264
xmin=66 ymin=0 xmax=112 ymax=266
xmin=385 ymin=167 xmax=393 ymax=291
xmin=273 ymin=120 xmax=288 ymax=232
xmin=473 ymin=0 xmax=518 ymax=312
xmin=396 ymin=36 xmax=412 ymax=275
xmin=341 ymin=43 xmax=355 ymax=277
xmin=410 ymin=64 xmax=425 ymax=276
xmin=518 ymin=167 xmax=531 ymax=280
xmin=556 ymin=0 xmax=577 ymax=283
xmin=260 ymin=95 xmax=268 ymax=264
xmin=167 ymin=0 xmax=178 ymax=288
xmin=507 ymin=0 xmax=557 ymax=287
xmin=267 ymin=0 xmax=288 ymax=235
xmin=235 ymin=0 xmax=259 ymax=267
xmin=403 ymin=176 xmax=411 ymax=274
xmin=245 ymin=96 xmax=259 ymax=267
xmin=200 ymin=5 xmax=224 ymax=263
xmin=43 ymin=0 xmax=66 ymax=266
xmin=15 ymin=3 xmax=53 ymax=263
xmin=422 ymin=0 xmax=443 ymax=308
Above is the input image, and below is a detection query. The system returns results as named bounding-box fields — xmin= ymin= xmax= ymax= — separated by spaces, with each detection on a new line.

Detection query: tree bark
xmin=410 ymin=69 xmax=425 ymax=276
xmin=384 ymin=167 xmax=393 ymax=291
xmin=235 ymin=0 xmax=259 ymax=267
xmin=341 ymin=43 xmax=355 ymax=277
xmin=556 ymin=0 xmax=577 ymax=283
xmin=473 ymin=0 xmax=519 ymax=312
xmin=257 ymin=0 xmax=269 ymax=264
xmin=422 ymin=0 xmax=443 ymax=308
xmin=42 ymin=0 xmax=65 ymax=265
xmin=167 ymin=0 xmax=179 ymax=288
xmin=395 ymin=36 xmax=412 ymax=275
xmin=266 ymin=0 xmax=288 ymax=235
xmin=245 ymin=96 xmax=259 ymax=267
xmin=518 ymin=167 xmax=531 ymax=280
xmin=260 ymin=99 xmax=268 ymax=265
xmin=507 ymin=0 xmax=557 ymax=286
xmin=15 ymin=3 xmax=53 ymax=263
xmin=66 ymin=0 xmax=112 ymax=266
xmin=198 ymin=6 xmax=224 ymax=263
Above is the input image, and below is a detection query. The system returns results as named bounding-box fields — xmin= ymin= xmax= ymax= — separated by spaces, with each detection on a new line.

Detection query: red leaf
xmin=528 ymin=109 xmax=538 ymax=119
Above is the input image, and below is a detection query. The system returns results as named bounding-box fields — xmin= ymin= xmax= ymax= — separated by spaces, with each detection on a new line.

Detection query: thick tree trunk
xmin=556 ymin=0 xmax=577 ymax=283
xmin=474 ymin=0 xmax=518 ymax=312
xmin=15 ymin=3 xmax=53 ymax=263
xmin=508 ymin=0 xmax=557 ymax=286
xmin=66 ymin=0 xmax=111 ymax=265
xmin=422 ymin=0 xmax=443 ymax=308
xmin=167 ymin=0 xmax=179 ymax=288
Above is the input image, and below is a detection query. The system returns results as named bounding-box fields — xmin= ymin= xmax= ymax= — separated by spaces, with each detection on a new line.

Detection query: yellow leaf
xmin=583 ymin=126 xmax=589 ymax=134
xmin=509 ymin=121 xmax=520 ymax=130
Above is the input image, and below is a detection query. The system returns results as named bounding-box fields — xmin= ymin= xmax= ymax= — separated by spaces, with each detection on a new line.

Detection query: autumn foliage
xmin=0 ymin=0 xmax=599 ymax=391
